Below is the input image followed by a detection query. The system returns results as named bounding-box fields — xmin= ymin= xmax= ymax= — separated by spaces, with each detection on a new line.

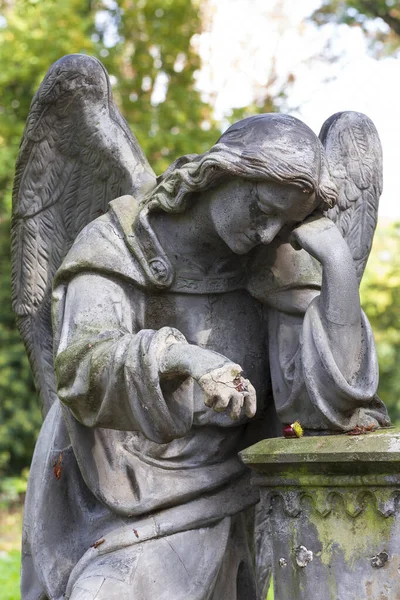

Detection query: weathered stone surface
xmin=241 ymin=428 xmax=400 ymax=600
xmin=11 ymin=54 xmax=390 ymax=599
xmin=242 ymin=426 xmax=400 ymax=467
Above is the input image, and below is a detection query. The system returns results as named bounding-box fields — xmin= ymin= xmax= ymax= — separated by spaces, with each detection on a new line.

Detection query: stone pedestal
xmin=240 ymin=427 xmax=400 ymax=600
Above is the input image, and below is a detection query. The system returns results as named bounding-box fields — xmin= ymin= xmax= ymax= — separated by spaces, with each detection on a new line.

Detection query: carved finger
xmin=289 ymin=230 xmax=302 ymax=251
xmin=213 ymin=393 xmax=232 ymax=412
xmin=230 ymin=392 xmax=245 ymax=420
xmin=244 ymin=382 xmax=257 ymax=418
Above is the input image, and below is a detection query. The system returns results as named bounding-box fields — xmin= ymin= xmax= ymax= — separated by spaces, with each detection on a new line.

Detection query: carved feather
xmin=11 ymin=54 xmax=156 ymax=416
xmin=319 ymin=111 xmax=382 ymax=283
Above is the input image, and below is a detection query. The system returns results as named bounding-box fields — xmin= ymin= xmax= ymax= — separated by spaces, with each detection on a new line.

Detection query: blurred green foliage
xmin=0 ymin=550 xmax=20 ymax=600
xmin=0 ymin=498 xmax=22 ymax=600
xmin=0 ymin=471 xmax=28 ymax=509
xmin=360 ymin=221 xmax=400 ymax=423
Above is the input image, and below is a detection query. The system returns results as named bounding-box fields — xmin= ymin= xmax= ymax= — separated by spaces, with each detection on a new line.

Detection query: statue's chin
xmin=228 ymin=235 xmax=257 ymax=255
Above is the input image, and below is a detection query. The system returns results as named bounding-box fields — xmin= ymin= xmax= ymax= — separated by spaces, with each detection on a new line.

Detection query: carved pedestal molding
xmin=241 ymin=427 xmax=400 ymax=600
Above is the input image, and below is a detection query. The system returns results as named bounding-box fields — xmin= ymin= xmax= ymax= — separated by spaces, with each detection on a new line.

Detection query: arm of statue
xmin=290 ymin=216 xmax=361 ymax=380
xmin=54 ymin=272 xmax=255 ymax=443
xmin=262 ymin=216 xmax=389 ymax=431
xmin=160 ymin=344 xmax=256 ymax=419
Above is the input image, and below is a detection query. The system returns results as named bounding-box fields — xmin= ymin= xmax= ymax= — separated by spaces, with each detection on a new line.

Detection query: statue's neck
xmin=149 ymin=199 xmax=236 ymax=275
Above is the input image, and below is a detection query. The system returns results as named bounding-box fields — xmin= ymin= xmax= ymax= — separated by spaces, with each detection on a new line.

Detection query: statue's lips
xmin=275 ymin=282 xmax=321 ymax=292
xmin=243 ymin=233 xmax=257 ymax=244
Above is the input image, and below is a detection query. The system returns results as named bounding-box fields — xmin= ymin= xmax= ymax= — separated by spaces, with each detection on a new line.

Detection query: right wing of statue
xmin=319 ymin=111 xmax=382 ymax=283
xmin=11 ymin=54 xmax=156 ymax=417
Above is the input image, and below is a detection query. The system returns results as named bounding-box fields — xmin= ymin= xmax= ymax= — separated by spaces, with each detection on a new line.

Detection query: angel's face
xmin=209 ymin=179 xmax=319 ymax=255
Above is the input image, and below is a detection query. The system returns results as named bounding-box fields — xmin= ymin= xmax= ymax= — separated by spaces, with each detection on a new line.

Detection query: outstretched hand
xmin=197 ymin=364 xmax=256 ymax=420
xmin=160 ymin=343 xmax=257 ymax=420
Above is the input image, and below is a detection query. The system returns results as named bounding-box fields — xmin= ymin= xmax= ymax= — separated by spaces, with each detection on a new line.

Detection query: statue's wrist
xmin=160 ymin=343 xmax=229 ymax=379
xmin=314 ymin=237 xmax=351 ymax=268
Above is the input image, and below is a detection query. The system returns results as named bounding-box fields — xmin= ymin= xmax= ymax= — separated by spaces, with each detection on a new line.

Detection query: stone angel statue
xmin=12 ymin=55 xmax=389 ymax=600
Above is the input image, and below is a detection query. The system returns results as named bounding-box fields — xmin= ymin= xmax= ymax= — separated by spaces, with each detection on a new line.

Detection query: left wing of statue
xmin=319 ymin=111 xmax=382 ymax=283
xmin=11 ymin=54 xmax=156 ymax=417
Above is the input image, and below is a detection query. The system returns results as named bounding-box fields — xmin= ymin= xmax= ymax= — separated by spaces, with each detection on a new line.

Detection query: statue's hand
xmin=197 ymin=364 xmax=256 ymax=420
xmin=160 ymin=343 xmax=256 ymax=420
xmin=290 ymin=215 xmax=349 ymax=266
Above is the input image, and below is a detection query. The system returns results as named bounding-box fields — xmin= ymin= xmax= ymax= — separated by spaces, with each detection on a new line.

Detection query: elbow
xmin=57 ymin=385 xmax=97 ymax=427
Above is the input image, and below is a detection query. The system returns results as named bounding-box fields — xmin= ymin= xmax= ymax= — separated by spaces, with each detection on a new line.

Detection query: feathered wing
xmin=319 ymin=111 xmax=382 ymax=283
xmin=11 ymin=54 xmax=157 ymax=416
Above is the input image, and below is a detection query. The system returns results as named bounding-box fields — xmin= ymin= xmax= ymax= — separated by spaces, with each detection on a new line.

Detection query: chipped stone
xmin=295 ymin=545 xmax=313 ymax=568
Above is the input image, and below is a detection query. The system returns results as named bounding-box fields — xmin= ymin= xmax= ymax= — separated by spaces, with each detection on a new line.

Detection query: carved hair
xmin=143 ymin=114 xmax=338 ymax=213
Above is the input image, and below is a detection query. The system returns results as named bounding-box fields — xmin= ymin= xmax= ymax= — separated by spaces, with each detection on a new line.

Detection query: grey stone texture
xmin=241 ymin=427 xmax=400 ymax=600
xmin=11 ymin=54 xmax=389 ymax=599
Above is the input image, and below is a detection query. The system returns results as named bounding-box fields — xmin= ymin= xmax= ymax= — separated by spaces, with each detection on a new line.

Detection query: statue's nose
xmin=257 ymin=217 xmax=283 ymax=245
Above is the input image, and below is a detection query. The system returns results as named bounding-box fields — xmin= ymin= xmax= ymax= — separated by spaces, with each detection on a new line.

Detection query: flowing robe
xmin=21 ymin=195 xmax=389 ymax=600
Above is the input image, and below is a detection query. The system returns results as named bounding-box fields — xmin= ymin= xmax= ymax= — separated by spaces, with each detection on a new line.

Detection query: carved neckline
xmin=110 ymin=195 xmax=249 ymax=294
